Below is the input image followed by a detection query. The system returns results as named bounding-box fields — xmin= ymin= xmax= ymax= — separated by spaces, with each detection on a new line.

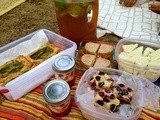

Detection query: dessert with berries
xmin=90 ymin=71 xmax=133 ymax=112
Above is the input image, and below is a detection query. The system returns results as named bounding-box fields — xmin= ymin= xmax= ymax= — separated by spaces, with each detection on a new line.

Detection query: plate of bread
xmin=76 ymin=41 xmax=115 ymax=70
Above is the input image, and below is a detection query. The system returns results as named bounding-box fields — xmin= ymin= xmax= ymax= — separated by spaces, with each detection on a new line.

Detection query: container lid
xmin=52 ymin=55 xmax=75 ymax=72
xmin=43 ymin=80 xmax=70 ymax=103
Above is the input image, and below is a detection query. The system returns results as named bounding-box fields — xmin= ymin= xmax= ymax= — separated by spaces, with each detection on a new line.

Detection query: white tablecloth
xmin=97 ymin=0 xmax=160 ymax=42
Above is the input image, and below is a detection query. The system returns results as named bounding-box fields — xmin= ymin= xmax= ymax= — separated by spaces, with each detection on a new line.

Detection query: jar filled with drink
xmin=53 ymin=0 xmax=99 ymax=46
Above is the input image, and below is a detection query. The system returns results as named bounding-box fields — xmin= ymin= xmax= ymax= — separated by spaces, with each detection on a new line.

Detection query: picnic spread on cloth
xmin=0 ymin=0 xmax=160 ymax=119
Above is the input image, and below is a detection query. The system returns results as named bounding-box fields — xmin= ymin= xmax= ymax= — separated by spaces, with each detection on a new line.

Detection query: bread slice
xmin=84 ymin=42 xmax=100 ymax=55
xmin=97 ymin=44 xmax=114 ymax=58
xmin=26 ymin=41 xmax=61 ymax=66
xmin=80 ymin=54 xmax=96 ymax=68
xmin=93 ymin=57 xmax=111 ymax=68
xmin=122 ymin=43 xmax=138 ymax=53
xmin=0 ymin=55 xmax=33 ymax=86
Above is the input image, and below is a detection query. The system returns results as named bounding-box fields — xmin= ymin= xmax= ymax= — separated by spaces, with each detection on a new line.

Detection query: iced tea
xmin=53 ymin=0 xmax=99 ymax=46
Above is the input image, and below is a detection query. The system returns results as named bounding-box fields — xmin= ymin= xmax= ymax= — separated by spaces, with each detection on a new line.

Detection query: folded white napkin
xmin=97 ymin=0 xmax=160 ymax=41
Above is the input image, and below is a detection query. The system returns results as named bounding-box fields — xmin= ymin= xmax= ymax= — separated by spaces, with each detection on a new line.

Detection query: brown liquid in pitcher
xmin=54 ymin=0 xmax=99 ymax=46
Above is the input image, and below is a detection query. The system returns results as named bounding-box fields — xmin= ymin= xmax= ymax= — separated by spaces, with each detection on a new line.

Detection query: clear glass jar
xmin=52 ymin=55 xmax=75 ymax=87
xmin=43 ymin=80 xmax=71 ymax=117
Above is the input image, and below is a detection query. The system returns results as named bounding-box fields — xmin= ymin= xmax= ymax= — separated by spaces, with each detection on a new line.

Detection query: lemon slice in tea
xmin=67 ymin=5 xmax=85 ymax=18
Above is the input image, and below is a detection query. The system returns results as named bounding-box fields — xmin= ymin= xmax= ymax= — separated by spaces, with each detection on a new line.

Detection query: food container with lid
xmin=114 ymin=38 xmax=160 ymax=82
xmin=43 ymin=79 xmax=71 ymax=117
xmin=0 ymin=29 xmax=77 ymax=101
xmin=75 ymin=67 xmax=160 ymax=120
xmin=52 ymin=55 xmax=75 ymax=87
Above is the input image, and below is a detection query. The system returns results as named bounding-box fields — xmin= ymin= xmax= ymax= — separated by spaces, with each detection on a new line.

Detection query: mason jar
xmin=52 ymin=55 xmax=75 ymax=87
xmin=43 ymin=79 xmax=71 ymax=117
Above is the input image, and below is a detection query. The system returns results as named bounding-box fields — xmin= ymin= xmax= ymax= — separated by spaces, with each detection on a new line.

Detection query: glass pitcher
xmin=53 ymin=0 xmax=99 ymax=46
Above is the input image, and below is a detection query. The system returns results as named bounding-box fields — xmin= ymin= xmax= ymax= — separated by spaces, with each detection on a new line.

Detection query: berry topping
xmin=95 ymin=76 xmax=101 ymax=81
xmin=116 ymin=86 xmax=122 ymax=92
xmin=130 ymin=96 xmax=132 ymax=101
xmin=118 ymin=83 xmax=125 ymax=87
xmin=110 ymin=94 xmax=115 ymax=99
xmin=118 ymin=93 xmax=123 ymax=97
xmin=103 ymin=97 xmax=110 ymax=103
xmin=99 ymin=82 xmax=104 ymax=87
xmin=122 ymin=89 xmax=128 ymax=95
xmin=107 ymin=78 xmax=114 ymax=81
xmin=99 ymin=92 xmax=104 ymax=97
xmin=110 ymin=104 xmax=116 ymax=112
xmin=97 ymin=100 xmax=104 ymax=106
xmin=105 ymin=89 xmax=111 ymax=93
xmin=99 ymin=72 xmax=105 ymax=75
xmin=90 ymin=77 xmax=93 ymax=81
xmin=127 ymin=87 xmax=132 ymax=92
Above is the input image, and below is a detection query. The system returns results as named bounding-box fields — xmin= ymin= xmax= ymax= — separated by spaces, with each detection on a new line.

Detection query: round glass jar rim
xmin=52 ymin=55 xmax=75 ymax=72
xmin=43 ymin=79 xmax=70 ymax=104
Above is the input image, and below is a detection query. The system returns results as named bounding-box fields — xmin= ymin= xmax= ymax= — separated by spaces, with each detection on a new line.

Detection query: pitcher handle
xmin=90 ymin=0 xmax=99 ymax=27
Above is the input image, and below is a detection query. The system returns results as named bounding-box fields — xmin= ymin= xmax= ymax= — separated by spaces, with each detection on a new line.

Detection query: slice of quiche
xmin=26 ymin=41 xmax=61 ymax=66
xmin=0 ymin=55 xmax=33 ymax=86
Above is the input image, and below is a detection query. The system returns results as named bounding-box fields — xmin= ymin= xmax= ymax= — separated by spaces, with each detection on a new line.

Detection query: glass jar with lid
xmin=52 ymin=55 xmax=75 ymax=87
xmin=43 ymin=79 xmax=71 ymax=117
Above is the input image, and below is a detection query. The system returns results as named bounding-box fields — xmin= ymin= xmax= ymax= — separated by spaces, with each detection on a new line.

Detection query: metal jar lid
xmin=43 ymin=79 xmax=70 ymax=104
xmin=52 ymin=55 xmax=75 ymax=72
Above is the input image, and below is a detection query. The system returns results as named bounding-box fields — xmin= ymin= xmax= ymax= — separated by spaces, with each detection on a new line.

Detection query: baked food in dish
xmin=0 ymin=55 xmax=33 ymax=86
xmin=94 ymin=89 xmax=120 ymax=112
xmin=97 ymin=44 xmax=114 ymax=59
xmin=90 ymin=71 xmax=133 ymax=112
xmin=26 ymin=41 xmax=61 ymax=65
xmin=90 ymin=71 xmax=113 ymax=90
xmin=111 ymin=83 xmax=133 ymax=103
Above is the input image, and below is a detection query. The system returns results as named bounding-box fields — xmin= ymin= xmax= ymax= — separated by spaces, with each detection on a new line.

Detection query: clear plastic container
xmin=75 ymin=67 xmax=160 ymax=120
xmin=114 ymin=38 xmax=160 ymax=82
xmin=0 ymin=29 xmax=77 ymax=101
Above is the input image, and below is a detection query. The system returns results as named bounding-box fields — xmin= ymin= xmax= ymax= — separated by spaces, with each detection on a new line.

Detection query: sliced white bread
xmin=97 ymin=44 xmax=114 ymax=58
xmin=93 ymin=57 xmax=111 ymax=68
xmin=122 ymin=43 xmax=138 ymax=53
xmin=84 ymin=42 xmax=100 ymax=55
xmin=80 ymin=54 xmax=96 ymax=68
